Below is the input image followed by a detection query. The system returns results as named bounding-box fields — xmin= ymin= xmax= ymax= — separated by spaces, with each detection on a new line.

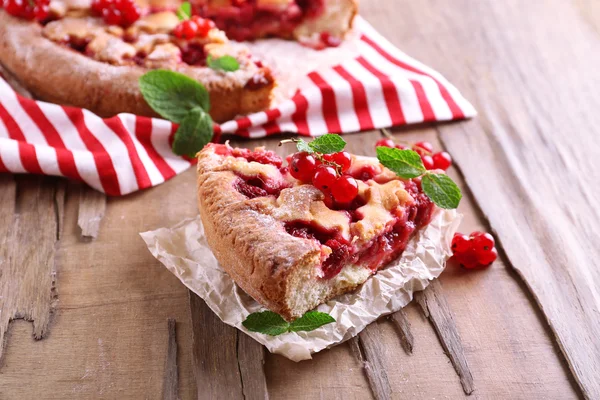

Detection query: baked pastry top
xmin=196 ymin=143 xmax=435 ymax=320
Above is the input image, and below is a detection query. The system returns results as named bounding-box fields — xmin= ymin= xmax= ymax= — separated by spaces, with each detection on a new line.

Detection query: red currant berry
xmin=102 ymin=7 xmax=121 ymax=25
xmin=91 ymin=0 xmax=108 ymax=14
xmin=412 ymin=141 xmax=433 ymax=155
xmin=289 ymin=152 xmax=317 ymax=182
xmin=320 ymin=32 xmax=342 ymax=47
xmin=375 ymin=138 xmax=395 ymax=148
xmin=121 ymin=5 xmax=140 ymax=26
xmin=331 ymin=175 xmax=359 ymax=203
xmin=323 ymin=151 xmax=351 ymax=172
xmin=432 ymin=151 xmax=452 ymax=171
xmin=471 ymin=231 xmax=495 ymax=253
xmin=193 ymin=16 xmax=212 ymax=37
xmin=421 ymin=154 xmax=434 ymax=170
xmin=312 ymin=165 xmax=337 ymax=192
xmin=476 ymin=247 xmax=497 ymax=266
xmin=33 ymin=3 xmax=49 ymax=21
xmin=395 ymin=143 xmax=408 ymax=150
xmin=454 ymin=248 xmax=479 ymax=269
xmin=4 ymin=0 xmax=22 ymax=16
xmin=451 ymin=233 xmax=472 ymax=254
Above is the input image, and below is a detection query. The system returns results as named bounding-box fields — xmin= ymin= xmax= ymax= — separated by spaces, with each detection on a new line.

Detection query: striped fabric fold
xmin=0 ymin=16 xmax=475 ymax=196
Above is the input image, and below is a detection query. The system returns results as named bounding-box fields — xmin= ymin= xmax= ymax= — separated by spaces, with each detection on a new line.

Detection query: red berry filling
xmin=192 ymin=0 xmax=325 ymax=42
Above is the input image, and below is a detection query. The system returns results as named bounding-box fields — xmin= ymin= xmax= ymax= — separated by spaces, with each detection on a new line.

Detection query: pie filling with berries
xmin=0 ymin=0 xmax=356 ymax=121
xmin=196 ymin=143 xmax=436 ymax=320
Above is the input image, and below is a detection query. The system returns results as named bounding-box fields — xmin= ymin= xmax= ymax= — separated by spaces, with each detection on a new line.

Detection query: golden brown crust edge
xmin=0 ymin=11 xmax=274 ymax=123
xmin=196 ymin=149 xmax=322 ymax=321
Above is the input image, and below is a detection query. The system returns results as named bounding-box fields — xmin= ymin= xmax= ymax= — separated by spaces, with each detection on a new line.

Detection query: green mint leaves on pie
xmin=176 ymin=2 xmax=191 ymax=20
xmin=421 ymin=173 xmax=462 ymax=209
xmin=293 ymin=134 xmax=347 ymax=155
xmin=139 ymin=70 xmax=213 ymax=157
xmin=242 ymin=310 xmax=336 ymax=336
xmin=172 ymin=108 xmax=214 ymax=158
xmin=376 ymin=146 xmax=426 ymax=179
xmin=376 ymin=146 xmax=461 ymax=209
xmin=207 ymin=55 xmax=240 ymax=72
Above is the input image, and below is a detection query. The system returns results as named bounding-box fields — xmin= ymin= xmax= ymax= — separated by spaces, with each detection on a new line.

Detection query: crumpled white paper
xmin=140 ymin=208 xmax=461 ymax=362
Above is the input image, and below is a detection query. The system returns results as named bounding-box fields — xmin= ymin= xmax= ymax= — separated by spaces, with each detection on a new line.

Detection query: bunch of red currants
xmin=375 ymin=138 xmax=453 ymax=171
xmin=2 ymin=0 xmax=50 ymax=22
xmin=451 ymin=231 xmax=498 ymax=269
xmin=91 ymin=0 xmax=141 ymax=27
xmin=173 ymin=15 xmax=214 ymax=40
xmin=288 ymin=151 xmax=359 ymax=205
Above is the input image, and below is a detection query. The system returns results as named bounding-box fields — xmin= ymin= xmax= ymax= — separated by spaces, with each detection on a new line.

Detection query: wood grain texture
xmin=353 ymin=324 xmax=392 ymax=400
xmin=189 ymin=291 xmax=244 ymax=400
xmin=237 ymin=333 xmax=269 ymax=400
xmin=163 ymin=318 xmax=179 ymax=400
xmin=0 ymin=175 xmax=63 ymax=362
xmin=415 ymin=280 xmax=475 ymax=395
xmin=366 ymin=0 xmax=600 ymax=397
xmin=389 ymin=309 xmax=413 ymax=354
xmin=77 ymin=186 xmax=107 ymax=239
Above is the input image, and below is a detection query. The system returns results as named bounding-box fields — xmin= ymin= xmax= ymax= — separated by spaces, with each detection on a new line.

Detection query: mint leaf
xmin=176 ymin=2 xmax=191 ymax=20
xmin=207 ymin=55 xmax=240 ymax=72
xmin=139 ymin=70 xmax=210 ymax=123
xmin=172 ymin=108 xmax=213 ymax=158
xmin=308 ymin=134 xmax=346 ymax=154
xmin=421 ymin=173 xmax=462 ymax=209
xmin=376 ymin=147 xmax=426 ymax=179
xmin=296 ymin=139 xmax=313 ymax=153
xmin=288 ymin=311 xmax=336 ymax=332
xmin=242 ymin=311 xmax=290 ymax=336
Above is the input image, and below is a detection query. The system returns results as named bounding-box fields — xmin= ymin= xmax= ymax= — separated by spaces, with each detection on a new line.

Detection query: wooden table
xmin=1 ymin=0 xmax=599 ymax=398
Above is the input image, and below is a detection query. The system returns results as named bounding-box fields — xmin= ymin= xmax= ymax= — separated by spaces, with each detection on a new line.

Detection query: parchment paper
xmin=140 ymin=208 xmax=461 ymax=362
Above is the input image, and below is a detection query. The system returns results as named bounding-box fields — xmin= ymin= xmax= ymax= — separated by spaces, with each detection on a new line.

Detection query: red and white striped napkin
xmin=0 ymin=17 xmax=475 ymax=196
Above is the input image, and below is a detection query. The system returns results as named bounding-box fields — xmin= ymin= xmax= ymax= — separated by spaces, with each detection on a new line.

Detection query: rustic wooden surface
xmin=0 ymin=0 xmax=597 ymax=398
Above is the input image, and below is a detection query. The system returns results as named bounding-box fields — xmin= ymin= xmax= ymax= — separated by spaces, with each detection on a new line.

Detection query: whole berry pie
xmin=196 ymin=143 xmax=436 ymax=320
xmin=0 ymin=0 xmax=357 ymax=121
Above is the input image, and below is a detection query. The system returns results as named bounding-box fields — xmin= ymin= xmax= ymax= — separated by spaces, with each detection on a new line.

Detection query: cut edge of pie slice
xmin=196 ymin=143 xmax=436 ymax=321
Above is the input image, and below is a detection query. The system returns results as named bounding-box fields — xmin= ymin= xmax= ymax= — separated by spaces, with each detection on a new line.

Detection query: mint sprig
xmin=298 ymin=134 xmax=346 ymax=154
xmin=242 ymin=310 xmax=335 ymax=336
xmin=176 ymin=2 xmax=191 ymax=20
xmin=207 ymin=55 xmax=240 ymax=72
xmin=376 ymin=146 xmax=462 ymax=209
xmin=139 ymin=70 xmax=214 ymax=157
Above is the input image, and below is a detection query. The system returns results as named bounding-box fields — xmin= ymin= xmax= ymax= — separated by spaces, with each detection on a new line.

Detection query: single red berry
xmin=323 ymin=151 xmax=351 ymax=172
xmin=193 ymin=16 xmax=212 ymax=37
xmin=102 ymin=7 xmax=121 ymax=25
xmin=320 ymin=32 xmax=341 ymax=47
xmin=451 ymin=233 xmax=472 ymax=254
xmin=454 ymin=248 xmax=479 ymax=269
xmin=395 ymin=143 xmax=408 ymax=150
xmin=121 ymin=5 xmax=140 ymax=26
xmin=33 ymin=3 xmax=49 ymax=21
xmin=471 ymin=231 xmax=495 ymax=253
xmin=312 ymin=165 xmax=337 ymax=192
xmin=413 ymin=141 xmax=433 ymax=155
xmin=20 ymin=2 xmax=35 ymax=19
xmin=375 ymin=138 xmax=395 ymax=148
xmin=421 ymin=154 xmax=434 ymax=170
xmin=91 ymin=0 xmax=110 ymax=14
xmin=331 ymin=175 xmax=359 ymax=203
xmin=4 ymin=0 xmax=22 ymax=16
xmin=432 ymin=151 xmax=452 ymax=171
xmin=476 ymin=247 xmax=497 ymax=266
xmin=289 ymin=152 xmax=317 ymax=182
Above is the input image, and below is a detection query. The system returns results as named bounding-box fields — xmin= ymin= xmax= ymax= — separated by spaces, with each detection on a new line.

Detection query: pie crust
xmin=196 ymin=143 xmax=435 ymax=320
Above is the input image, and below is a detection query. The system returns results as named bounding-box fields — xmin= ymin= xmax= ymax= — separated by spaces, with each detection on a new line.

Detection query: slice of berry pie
xmin=196 ymin=142 xmax=440 ymax=320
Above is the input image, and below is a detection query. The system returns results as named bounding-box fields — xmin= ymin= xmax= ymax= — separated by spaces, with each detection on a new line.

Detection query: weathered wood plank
xmin=0 ymin=176 xmax=64 ymax=362
xmin=189 ymin=291 xmax=244 ymax=400
xmin=237 ymin=332 xmax=269 ymax=400
xmin=162 ymin=318 xmax=179 ymax=400
xmin=366 ymin=0 xmax=600 ymax=397
xmin=77 ymin=186 xmax=107 ymax=239
xmin=389 ymin=309 xmax=414 ymax=355
xmin=349 ymin=325 xmax=392 ymax=400
xmin=415 ymin=280 xmax=475 ymax=395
